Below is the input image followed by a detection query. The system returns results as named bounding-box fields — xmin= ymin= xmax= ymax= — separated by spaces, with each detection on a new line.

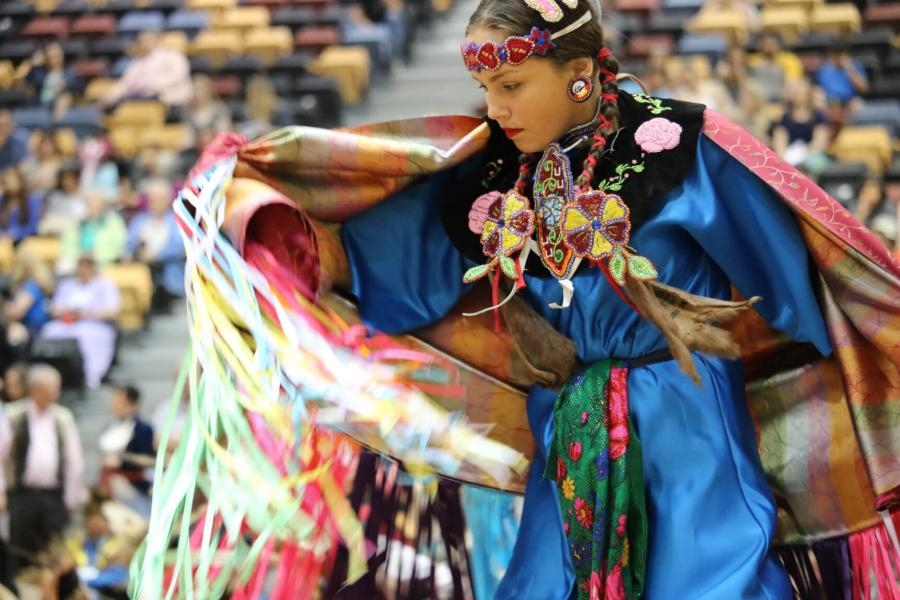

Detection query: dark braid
xmin=575 ymin=48 xmax=621 ymax=191
xmin=515 ymin=152 xmax=533 ymax=193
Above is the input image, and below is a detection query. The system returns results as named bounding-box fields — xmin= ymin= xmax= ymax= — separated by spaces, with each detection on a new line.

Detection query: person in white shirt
xmin=0 ymin=364 xmax=84 ymax=578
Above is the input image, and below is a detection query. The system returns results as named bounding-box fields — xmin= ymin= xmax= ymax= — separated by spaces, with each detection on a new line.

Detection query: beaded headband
xmin=462 ymin=6 xmax=594 ymax=72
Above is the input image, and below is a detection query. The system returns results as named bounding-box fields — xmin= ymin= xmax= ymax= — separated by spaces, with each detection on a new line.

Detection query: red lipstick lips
xmin=503 ymin=128 xmax=523 ymax=139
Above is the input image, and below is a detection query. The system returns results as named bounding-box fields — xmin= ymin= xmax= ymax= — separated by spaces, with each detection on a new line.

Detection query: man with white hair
xmin=0 ymin=364 xmax=84 ymax=577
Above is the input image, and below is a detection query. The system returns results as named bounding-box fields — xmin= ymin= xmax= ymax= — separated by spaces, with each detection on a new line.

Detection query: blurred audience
xmin=40 ymin=256 xmax=121 ymax=389
xmin=772 ymin=79 xmax=831 ymax=175
xmin=186 ymin=75 xmax=232 ymax=150
xmin=57 ymin=192 xmax=127 ymax=276
xmin=240 ymin=75 xmax=279 ymax=140
xmin=21 ymin=130 xmax=65 ymax=195
xmin=39 ymin=161 xmax=86 ymax=237
xmin=5 ymin=249 xmax=53 ymax=353
xmin=14 ymin=43 xmax=80 ymax=119
xmin=98 ymin=385 xmax=155 ymax=497
xmin=0 ymin=363 xmax=27 ymax=404
xmin=103 ymin=31 xmax=193 ymax=109
xmin=126 ymin=179 xmax=184 ymax=306
xmin=747 ymin=32 xmax=803 ymax=102
xmin=0 ymin=167 xmax=41 ymax=244
xmin=815 ymin=44 xmax=869 ymax=107
xmin=0 ymin=111 xmax=27 ymax=171
xmin=0 ymin=364 xmax=84 ymax=579
xmin=114 ymin=170 xmax=146 ymax=225
xmin=66 ymin=497 xmax=132 ymax=598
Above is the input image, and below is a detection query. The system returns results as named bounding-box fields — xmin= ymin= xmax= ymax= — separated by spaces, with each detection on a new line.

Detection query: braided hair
xmin=467 ymin=0 xmax=622 ymax=192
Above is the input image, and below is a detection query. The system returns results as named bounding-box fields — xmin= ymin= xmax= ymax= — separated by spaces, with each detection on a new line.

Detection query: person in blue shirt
xmin=0 ymin=111 xmax=28 ymax=171
xmin=0 ymin=167 xmax=41 ymax=244
xmin=5 ymin=248 xmax=53 ymax=351
xmin=815 ymin=45 xmax=869 ymax=106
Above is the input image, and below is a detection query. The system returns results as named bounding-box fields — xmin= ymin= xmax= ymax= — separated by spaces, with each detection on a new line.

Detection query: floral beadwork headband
xmin=461 ymin=0 xmax=595 ymax=72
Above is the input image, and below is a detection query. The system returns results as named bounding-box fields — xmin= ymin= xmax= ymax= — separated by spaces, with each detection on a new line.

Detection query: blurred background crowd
xmin=0 ymin=0 xmax=895 ymax=596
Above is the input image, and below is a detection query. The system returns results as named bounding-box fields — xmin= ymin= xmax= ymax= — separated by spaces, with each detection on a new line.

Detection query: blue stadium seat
xmin=848 ymin=28 xmax=894 ymax=59
xmin=271 ymin=6 xmax=316 ymax=30
xmin=118 ymin=11 xmax=165 ymax=36
xmin=53 ymin=0 xmax=90 ymax=17
xmin=851 ymin=100 xmax=900 ymax=136
xmin=91 ymin=38 xmax=131 ymax=61
xmin=56 ymin=106 xmax=103 ymax=137
xmin=166 ymin=9 xmax=208 ymax=38
xmin=12 ymin=107 xmax=52 ymax=130
xmin=677 ymin=34 xmax=727 ymax=59
xmin=0 ymin=40 xmax=39 ymax=61
xmin=661 ymin=0 xmax=703 ymax=16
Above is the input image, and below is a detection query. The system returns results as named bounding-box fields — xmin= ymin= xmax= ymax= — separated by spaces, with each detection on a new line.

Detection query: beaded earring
xmin=567 ymin=75 xmax=592 ymax=103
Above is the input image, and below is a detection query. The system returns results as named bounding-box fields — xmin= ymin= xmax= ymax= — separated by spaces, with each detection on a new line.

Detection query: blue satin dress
xmin=341 ymin=135 xmax=833 ymax=599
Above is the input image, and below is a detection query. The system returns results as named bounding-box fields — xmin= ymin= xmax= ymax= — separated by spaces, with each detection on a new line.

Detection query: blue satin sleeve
xmin=341 ymin=168 xmax=472 ymax=333
xmin=677 ymin=135 xmax=832 ymax=356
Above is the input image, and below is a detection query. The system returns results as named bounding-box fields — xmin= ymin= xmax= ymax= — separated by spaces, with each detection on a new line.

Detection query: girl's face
xmin=467 ymin=26 xmax=596 ymax=153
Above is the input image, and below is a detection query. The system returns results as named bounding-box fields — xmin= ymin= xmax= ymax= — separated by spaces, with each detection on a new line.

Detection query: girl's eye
xmin=478 ymin=84 xmax=487 ymax=91
xmin=503 ymin=83 xmax=520 ymax=91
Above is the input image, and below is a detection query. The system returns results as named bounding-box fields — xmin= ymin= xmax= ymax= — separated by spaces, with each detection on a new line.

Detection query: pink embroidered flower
xmin=616 ymin=514 xmax=627 ymax=537
xmin=634 ymin=117 xmax=682 ymax=154
xmin=606 ymin=563 xmax=625 ymax=600
xmin=564 ymin=521 xmax=570 ymax=535
xmin=581 ymin=411 xmax=589 ymax=425
xmin=569 ymin=441 xmax=583 ymax=462
xmin=574 ymin=497 xmax=593 ymax=529
xmin=557 ymin=456 xmax=567 ymax=484
xmin=589 ymin=570 xmax=604 ymax=600
xmin=468 ymin=191 xmax=501 ymax=234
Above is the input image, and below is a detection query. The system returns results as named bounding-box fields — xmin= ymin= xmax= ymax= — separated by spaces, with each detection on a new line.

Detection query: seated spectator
xmin=5 ymin=248 xmax=53 ymax=351
xmin=78 ymin=138 xmax=119 ymax=201
xmin=22 ymin=130 xmax=64 ymax=195
xmin=0 ymin=167 xmax=41 ymax=244
xmin=239 ymin=75 xmax=279 ymax=140
xmin=343 ymin=0 xmax=404 ymax=72
xmin=716 ymin=46 xmax=749 ymax=104
xmin=736 ymin=80 xmax=772 ymax=144
xmin=747 ymin=33 xmax=803 ymax=102
xmin=671 ymin=61 xmax=738 ymax=119
xmin=114 ymin=170 xmax=146 ymax=224
xmin=126 ymin=179 xmax=184 ymax=303
xmin=186 ymin=75 xmax=232 ymax=148
xmin=134 ymin=145 xmax=177 ymax=184
xmin=103 ymin=31 xmax=192 ymax=109
xmin=772 ymin=79 xmax=830 ymax=175
xmin=0 ymin=110 xmax=28 ymax=171
xmin=815 ymin=45 xmax=869 ymax=107
xmin=98 ymin=385 xmax=155 ymax=496
xmin=40 ymin=255 xmax=121 ymax=389
xmin=0 ymin=364 xmax=85 ymax=578
xmin=66 ymin=498 xmax=132 ymax=596
xmin=14 ymin=43 xmax=80 ymax=118
xmin=57 ymin=191 xmax=127 ymax=276
xmin=1 ymin=362 xmax=28 ymax=404
xmin=39 ymin=161 xmax=86 ymax=236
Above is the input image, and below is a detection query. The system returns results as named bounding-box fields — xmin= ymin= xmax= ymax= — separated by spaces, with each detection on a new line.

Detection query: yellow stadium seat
xmin=308 ymin=46 xmax=371 ymax=105
xmin=109 ymin=126 xmax=140 ymax=158
xmin=244 ymin=27 xmax=293 ymax=65
xmin=139 ymin=125 xmax=189 ymax=152
xmin=687 ymin=9 xmax=752 ymax=45
xmin=767 ymin=0 xmax=821 ymax=11
xmin=0 ymin=60 xmax=14 ymax=89
xmin=102 ymin=263 xmax=154 ymax=331
xmin=830 ymin=126 xmax=892 ymax=174
xmin=35 ymin=0 xmax=60 ymax=13
xmin=18 ymin=237 xmax=61 ymax=271
xmin=159 ymin=31 xmax=190 ymax=54
xmin=105 ymin=100 xmax=166 ymax=129
xmin=761 ymin=6 xmax=809 ymax=43
xmin=190 ymin=30 xmax=244 ymax=67
xmin=84 ymin=77 xmax=117 ymax=103
xmin=810 ymin=3 xmax=861 ymax=34
xmin=216 ymin=6 xmax=270 ymax=32
xmin=187 ymin=0 xmax=236 ymax=15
